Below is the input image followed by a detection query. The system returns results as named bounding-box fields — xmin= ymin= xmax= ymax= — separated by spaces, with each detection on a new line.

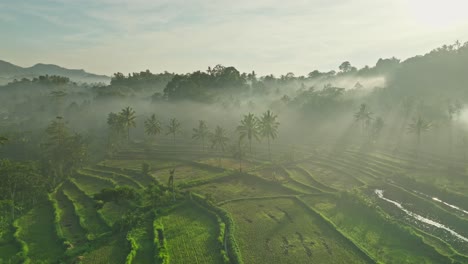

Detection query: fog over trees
xmin=2 ymin=41 xmax=468 ymax=263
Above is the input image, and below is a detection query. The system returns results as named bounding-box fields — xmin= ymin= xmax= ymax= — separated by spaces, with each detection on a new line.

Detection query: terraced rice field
xmin=161 ymin=202 xmax=224 ymax=264
xmin=3 ymin=144 xmax=468 ymax=263
xmin=15 ymin=202 xmax=64 ymax=263
xmin=222 ymin=197 xmax=373 ymax=264
xmin=301 ymin=194 xmax=457 ymax=264
xmin=151 ymin=165 xmax=219 ymax=185
xmin=189 ymin=173 xmax=295 ymax=202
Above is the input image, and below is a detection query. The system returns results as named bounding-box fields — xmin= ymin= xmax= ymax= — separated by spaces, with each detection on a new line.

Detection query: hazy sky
xmin=1 ymin=0 xmax=468 ymax=76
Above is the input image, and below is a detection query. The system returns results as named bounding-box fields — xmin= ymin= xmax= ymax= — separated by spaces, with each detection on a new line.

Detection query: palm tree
xmin=144 ymin=114 xmax=162 ymax=141
xmin=192 ymin=120 xmax=209 ymax=151
xmin=211 ymin=126 xmax=229 ymax=153
xmin=166 ymin=118 xmax=181 ymax=145
xmin=372 ymin=117 xmax=384 ymax=138
xmin=236 ymin=113 xmax=260 ymax=153
xmin=230 ymin=138 xmax=246 ymax=172
xmin=119 ymin=107 xmax=136 ymax=143
xmin=258 ymin=110 xmax=279 ymax=160
xmin=354 ymin=103 xmax=373 ymax=134
xmin=407 ymin=116 xmax=431 ymax=145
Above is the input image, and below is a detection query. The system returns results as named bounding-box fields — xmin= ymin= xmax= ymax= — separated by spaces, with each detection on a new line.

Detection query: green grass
xmin=287 ymin=167 xmax=336 ymax=192
xmin=131 ymin=220 xmax=155 ymax=263
xmin=80 ymin=234 xmax=128 ymax=264
xmin=160 ymin=202 xmax=224 ymax=264
xmin=221 ymin=197 xmax=373 ymax=264
xmin=98 ymin=202 xmax=129 ymax=228
xmin=198 ymin=158 xmax=258 ymax=171
xmin=151 ymin=165 xmax=218 ymax=186
xmin=189 ymin=173 xmax=295 ymax=203
xmin=298 ymin=162 xmax=364 ymax=190
xmin=62 ymin=181 xmax=110 ymax=240
xmin=82 ymin=168 xmax=143 ymax=189
xmin=0 ymin=243 xmax=19 ymax=263
xmin=101 ymin=159 xmax=183 ymax=171
xmin=53 ymin=187 xmax=88 ymax=251
xmin=15 ymin=201 xmax=65 ymax=263
xmin=72 ymin=172 xmax=115 ymax=196
xmin=301 ymin=193 xmax=453 ymax=264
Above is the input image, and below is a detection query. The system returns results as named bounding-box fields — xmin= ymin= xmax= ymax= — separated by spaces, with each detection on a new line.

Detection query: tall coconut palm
xmin=144 ymin=114 xmax=162 ymax=141
xmin=211 ymin=126 xmax=229 ymax=153
xmin=119 ymin=107 xmax=136 ymax=143
xmin=407 ymin=116 xmax=431 ymax=145
xmin=166 ymin=118 xmax=181 ymax=145
xmin=192 ymin=120 xmax=209 ymax=151
xmin=237 ymin=113 xmax=260 ymax=153
xmin=230 ymin=138 xmax=246 ymax=172
xmin=258 ymin=110 xmax=279 ymax=161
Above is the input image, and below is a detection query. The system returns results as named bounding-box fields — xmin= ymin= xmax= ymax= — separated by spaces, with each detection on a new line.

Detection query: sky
xmin=1 ymin=0 xmax=468 ymax=76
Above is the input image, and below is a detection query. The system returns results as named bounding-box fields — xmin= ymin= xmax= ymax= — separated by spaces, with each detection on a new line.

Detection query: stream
xmin=375 ymin=189 xmax=468 ymax=243
xmin=413 ymin=190 xmax=468 ymax=216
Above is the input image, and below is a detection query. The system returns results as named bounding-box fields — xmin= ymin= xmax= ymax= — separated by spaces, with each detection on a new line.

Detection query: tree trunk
xmin=127 ymin=127 xmax=130 ymax=143
xmin=268 ymin=137 xmax=271 ymax=161
xmin=239 ymin=140 xmax=243 ymax=172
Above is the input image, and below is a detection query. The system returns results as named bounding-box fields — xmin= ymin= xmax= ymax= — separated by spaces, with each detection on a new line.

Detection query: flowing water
xmin=375 ymin=189 xmax=468 ymax=243
xmin=413 ymin=190 xmax=468 ymax=216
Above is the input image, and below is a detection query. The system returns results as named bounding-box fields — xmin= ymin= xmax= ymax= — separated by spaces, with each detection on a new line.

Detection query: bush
xmin=142 ymin=162 xmax=150 ymax=175
xmin=125 ymin=230 xmax=139 ymax=264
xmin=153 ymin=220 xmax=170 ymax=264
xmin=191 ymin=192 xmax=244 ymax=264
xmin=94 ymin=187 xmax=138 ymax=203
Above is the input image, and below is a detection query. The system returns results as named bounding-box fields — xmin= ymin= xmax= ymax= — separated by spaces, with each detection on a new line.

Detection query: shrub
xmin=142 ymin=162 xmax=150 ymax=175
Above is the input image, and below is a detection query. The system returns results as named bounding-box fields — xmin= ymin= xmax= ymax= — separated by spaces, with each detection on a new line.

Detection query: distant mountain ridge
xmin=0 ymin=60 xmax=110 ymax=85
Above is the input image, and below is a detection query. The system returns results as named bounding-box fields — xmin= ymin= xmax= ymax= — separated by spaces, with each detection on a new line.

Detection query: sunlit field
xmin=2 ymin=1 xmax=468 ymax=262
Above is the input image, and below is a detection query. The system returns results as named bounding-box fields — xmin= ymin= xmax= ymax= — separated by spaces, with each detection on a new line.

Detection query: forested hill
xmin=2 ymin=41 xmax=468 ymax=104
xmin=0 ymin=60 xmax=110 ymax=85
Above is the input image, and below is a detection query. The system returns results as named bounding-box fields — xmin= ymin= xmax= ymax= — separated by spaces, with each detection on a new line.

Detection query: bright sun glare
xmin=408 ymin=0 xmax=468 ymax=29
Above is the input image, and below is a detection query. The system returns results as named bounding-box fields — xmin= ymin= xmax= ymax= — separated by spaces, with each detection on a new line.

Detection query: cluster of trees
xmin=106 ymin=106 xmax=280 ymax=162
xmin=42 ymin=117 xmax=89 ymax=184
xmin=0 ymin=116 xmax=88 ymax=234
xmin=163 ymin=65 xmax=247 ymax=102
xmin=354 ymin=104 xmax=384 ymax=138
xmin=10 ymin=75 xmax=71 ymax=86
xmin=111 ymin=70 xmax=174 ymax=93
xmin=107 ymin=107 xmax=182 ymax=146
